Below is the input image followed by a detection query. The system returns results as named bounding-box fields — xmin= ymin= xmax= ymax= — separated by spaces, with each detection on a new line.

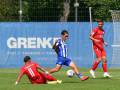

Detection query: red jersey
xmin=19 ymin=61 xmax=56 ymax=84
xmin=90 ymin=27 xmax=105 ymax=43
xmin=21 ymin=62 xmax=41 ymax=82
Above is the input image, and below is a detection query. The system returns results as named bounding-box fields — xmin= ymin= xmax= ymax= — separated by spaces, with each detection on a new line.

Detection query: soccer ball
xmin=66 ymin=70 xmax=74 ymax=77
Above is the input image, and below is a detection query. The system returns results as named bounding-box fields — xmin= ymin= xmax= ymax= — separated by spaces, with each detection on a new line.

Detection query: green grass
xmin=0 ymin=68 xmax=120 ymax=90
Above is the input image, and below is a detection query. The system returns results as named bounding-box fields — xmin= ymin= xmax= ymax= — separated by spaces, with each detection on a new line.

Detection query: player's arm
xmin=102 ymin=34 xmax=108 ymax=46
xmin=89 ymin=35 xmax=100 ymax=42
xmin=90 ymin=29 xmax=100 ymax=43
xmin=52 ymin=40 xmax=58 ymax=54
xmin=15 ymin=71 xmax=24 ymax=85
xmin=102 ymin=38 xmax=108 ymax=46
xmin=37 ymin=65 xmax=46 ymax=72
xmin=37 ymin=65 xmax=49 ymax=74
xmin=104 ymin=41 xmax=108 ymax=46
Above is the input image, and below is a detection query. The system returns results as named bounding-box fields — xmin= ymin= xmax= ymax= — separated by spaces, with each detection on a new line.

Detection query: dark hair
xmin=61 ymin=30 xmax=68 ymax=35
xmin=96 ymin=19 xmax=103 ymax=23
xmin=24 ymin=56 xmax=31 ymax=62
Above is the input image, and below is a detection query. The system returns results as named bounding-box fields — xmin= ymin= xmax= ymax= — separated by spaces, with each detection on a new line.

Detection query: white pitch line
xmin=111 ymin=45 xmax=120 ymax=47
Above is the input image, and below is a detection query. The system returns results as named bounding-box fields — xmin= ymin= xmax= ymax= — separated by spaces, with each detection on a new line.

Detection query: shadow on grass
xmin=90 ymin=77 xmax=112 ymax=80
xmin=63 ymin=81 xmax=81 ymax=83
xmin=20 ymin=82 xmax=32 ymax=85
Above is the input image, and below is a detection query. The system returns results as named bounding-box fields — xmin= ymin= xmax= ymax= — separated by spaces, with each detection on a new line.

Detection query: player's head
xmin=61 ymin=30 xmax=69 ymax=41
xmin=96 ymin=19 xmax=104 ymax=28
xmin=24 ymin=56 xmax=31 ymax=63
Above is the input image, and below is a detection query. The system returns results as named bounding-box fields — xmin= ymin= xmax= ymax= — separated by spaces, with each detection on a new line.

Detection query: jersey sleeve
xmin=33 ymin=62 xmax=39 ymax=67
xmin=90 ymin=28 xmax=97 ymax=36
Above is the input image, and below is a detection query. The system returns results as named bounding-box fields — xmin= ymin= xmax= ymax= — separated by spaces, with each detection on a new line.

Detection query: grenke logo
xmin=7 ymin=37 xmax=58 ymax=48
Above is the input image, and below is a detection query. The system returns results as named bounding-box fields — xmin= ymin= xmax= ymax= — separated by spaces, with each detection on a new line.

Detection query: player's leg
xmin=101 ymin=50 xmax=111 ymax=78
xmin=64 ymin=58 xmax=88 ymax=81
xmin=91 ymin=57 xmax=101 ymax=71
xmin=70 ymin=62 xmax=89 ymax=81
xmin=101 ymin=49 xmax=107 ymax=73
xmin=49 ymin=64 xmax=62 ymax=74
xmin=31 ymin=75 xmax=47 ymax=84
xmin=40 ymin=72 xmax=57 ymax=81
xmin=49 ymin=57 xmax=64 ymax=74
xmin=39 ymin=72 xmax=62 ymax=84
xmin=91 ymin=46 xmax=102 ymax=71
xmin=90 ymin=45 xmax=102 ymax=78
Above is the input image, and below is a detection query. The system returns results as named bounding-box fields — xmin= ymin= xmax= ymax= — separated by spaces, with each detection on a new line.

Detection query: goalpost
xmin=110 ymin=10 xmax=120 ymax=67
xmin=89 ymin=7 xmax=95 ymax=61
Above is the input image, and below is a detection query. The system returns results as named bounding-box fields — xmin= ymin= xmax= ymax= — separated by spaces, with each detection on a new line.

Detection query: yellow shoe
xmin=57 ymin=80 xmax=62 ymax=84
xmin=47 ymin=80 xmax=62 ymax=84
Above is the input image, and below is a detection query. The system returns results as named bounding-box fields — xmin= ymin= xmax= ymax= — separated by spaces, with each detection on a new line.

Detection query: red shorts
xmin=30 ymin=72 xmax=56 ymax=84
xmin=93 ymin=44 xmax=106 ymax=58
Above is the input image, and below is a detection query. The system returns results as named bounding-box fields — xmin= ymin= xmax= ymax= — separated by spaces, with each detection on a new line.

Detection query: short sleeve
xmin=90 ymin=28 xmax=97 ymax=36
xmin=33 ymin=62 xmax=39 ymax=67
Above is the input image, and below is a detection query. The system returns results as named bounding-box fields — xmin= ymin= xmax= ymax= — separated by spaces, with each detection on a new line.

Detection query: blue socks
xmin=77 ymin=73 xmax=83 ymax=78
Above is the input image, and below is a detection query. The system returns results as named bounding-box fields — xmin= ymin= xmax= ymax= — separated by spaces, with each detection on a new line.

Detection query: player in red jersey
xmin=89 ymin=19 xmax=111 ymax=78
xmin=15 ymin=56 xmax=62 ymax=85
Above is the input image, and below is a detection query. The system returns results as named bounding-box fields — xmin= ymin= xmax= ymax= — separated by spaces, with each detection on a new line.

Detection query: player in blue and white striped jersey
xmin=49 ymin=30 xmax=89 ymax=81
xmin=55 ymin=38 xmax=68 ymax=58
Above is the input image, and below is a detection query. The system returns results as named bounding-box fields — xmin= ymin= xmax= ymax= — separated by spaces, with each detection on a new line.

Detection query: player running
xmin=15 ymin=56 xmax=62 ymax=85
xmin=89 ymin=19 xmax=111 ymax=78
xmin=49 ymin=30 xmax=89 ymax=81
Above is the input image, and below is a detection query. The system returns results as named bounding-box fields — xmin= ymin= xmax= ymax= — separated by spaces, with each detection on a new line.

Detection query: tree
xmin=0 ymin=0 xmax=29 ymax=21
xmin=84 ymin=0 xmax=120 ymax=21
xmin=0 ymin=0 xmax=19 ymax=21
xmin=28 ymin=0 xmax=63 ymax=21
xmin=0 ymin=0 xmax=120 ymax=22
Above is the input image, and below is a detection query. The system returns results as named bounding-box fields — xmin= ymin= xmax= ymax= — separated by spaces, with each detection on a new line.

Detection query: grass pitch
xmin=0 ymin=68 xmax=120 ymax=90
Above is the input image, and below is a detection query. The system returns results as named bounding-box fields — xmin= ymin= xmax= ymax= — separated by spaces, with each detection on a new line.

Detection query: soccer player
xmin=89 ymin=19 xmax=111 ymax=78
xmin=15 ymin=56 xmax=62 ymax=85
xmin=49 ymin=30 xmax=89 ymax=81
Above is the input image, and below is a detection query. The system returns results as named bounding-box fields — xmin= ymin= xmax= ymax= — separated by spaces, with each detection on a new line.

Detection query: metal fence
xmin=0 ymin=0 xmax=96 ymax=22
xmin=0 ymin=0 xmax=119 ymax=22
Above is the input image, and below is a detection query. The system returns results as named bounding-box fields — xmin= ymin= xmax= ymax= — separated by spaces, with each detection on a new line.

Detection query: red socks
xmin=102 ymin=63 xmax=107 ymax=72
xmin=92 ymin=60 xmax=108 ymax=72
xmin=92 ymin=60 xmax=99 ymax=71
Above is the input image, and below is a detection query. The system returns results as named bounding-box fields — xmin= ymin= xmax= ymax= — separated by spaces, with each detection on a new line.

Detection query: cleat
xmin=90 ymin=70 xmax=96 ymax=78
xmin=57 ymin=80 xmax=62 ymax=84
xmin=47 ymin=80 xmax=62 ymax=84
xmin=80 ymin=76 xmax=89 ymax=81
xmin=103 ymin=72 xmax=112 ymax=78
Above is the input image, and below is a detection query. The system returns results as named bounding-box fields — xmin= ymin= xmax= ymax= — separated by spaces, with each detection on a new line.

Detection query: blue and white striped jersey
xmin=56 ymin=38 xmax=67 ymax=58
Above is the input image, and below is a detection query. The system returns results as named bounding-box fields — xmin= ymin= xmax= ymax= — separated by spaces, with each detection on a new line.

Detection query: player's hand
xmin=104 ymin=42 xmax=108 ymax=46
xmin=15 ymin=81 xmax=18 ymax=85
xmin=45 ymin=71 xmax=49 ymax=74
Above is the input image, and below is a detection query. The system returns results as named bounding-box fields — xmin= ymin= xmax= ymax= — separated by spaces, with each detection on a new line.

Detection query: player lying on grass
xmin=89 ymin=19 xmax=111 ymax=78
xmin=15 ymin=56 xmax=62 ymax=85
xmin=49 ymin=30 xmax=89 ymax=81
